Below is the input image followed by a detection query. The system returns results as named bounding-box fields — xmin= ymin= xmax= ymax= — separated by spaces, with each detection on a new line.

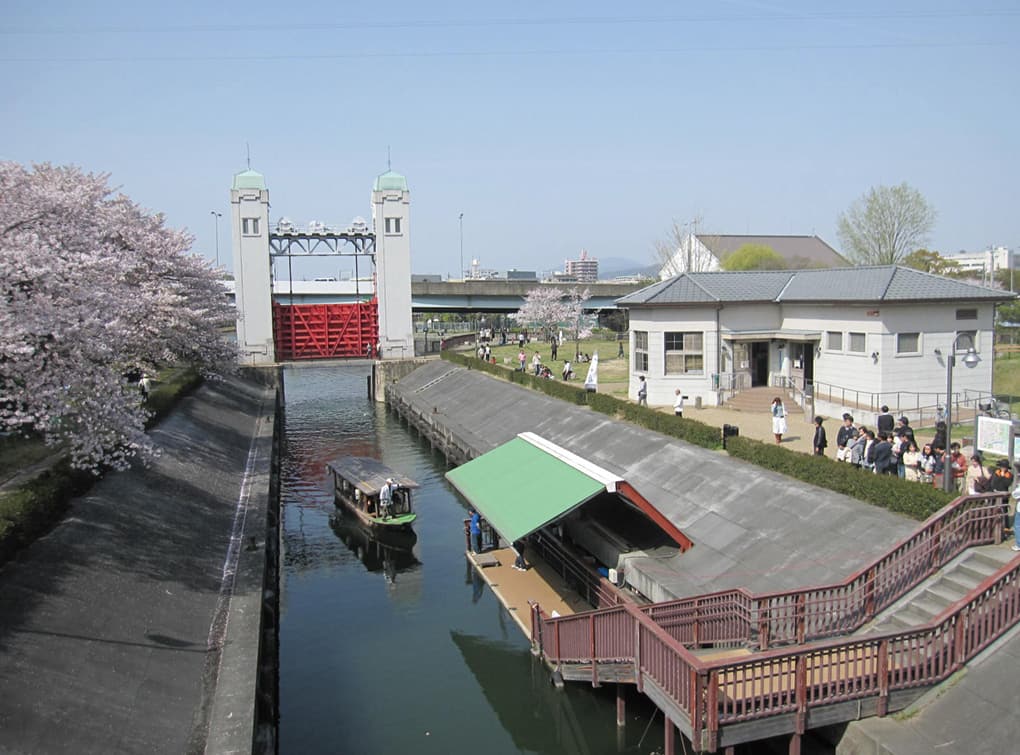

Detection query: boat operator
xmin=380 ymin=478 xmax=395 ymax=519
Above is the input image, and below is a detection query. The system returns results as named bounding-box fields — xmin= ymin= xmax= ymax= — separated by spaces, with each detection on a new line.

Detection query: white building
xmin=618 ymin=265 xmax=1014 ymax=419
xmin=946 ymin=246 xmax=1012 ymax=285
xmin=659 ymin=234 xmax=846 ymax=279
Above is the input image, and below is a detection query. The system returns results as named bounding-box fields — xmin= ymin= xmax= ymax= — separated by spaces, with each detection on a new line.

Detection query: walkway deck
xmin=467 ymin=547 xmax=592 ymax=636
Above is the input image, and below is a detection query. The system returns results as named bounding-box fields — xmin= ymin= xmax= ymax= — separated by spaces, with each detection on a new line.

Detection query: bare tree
xmin=837 ymin=183 xmax=937 ymax=265
xmin=654 ymin=216 xmax=718 ymax=278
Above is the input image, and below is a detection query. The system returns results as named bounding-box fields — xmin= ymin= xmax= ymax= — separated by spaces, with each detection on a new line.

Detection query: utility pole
xmin=210 ymin=211 xmax=222 ymax=267
xmin=459 ymin=212 xmax=464 ymax=281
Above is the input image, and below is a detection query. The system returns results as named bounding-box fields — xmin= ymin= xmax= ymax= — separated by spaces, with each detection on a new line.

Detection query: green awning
xmin=445 ymin=436 xmax=607 ymax=544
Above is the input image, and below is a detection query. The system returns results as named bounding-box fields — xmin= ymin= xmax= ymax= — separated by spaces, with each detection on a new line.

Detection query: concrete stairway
xmin=722 ymin=385 xmax=792 ymax=413
xmin=861 ymin=544 xmax=1015 ymax=635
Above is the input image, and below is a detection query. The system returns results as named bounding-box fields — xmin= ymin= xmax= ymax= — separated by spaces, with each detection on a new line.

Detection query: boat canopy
xmin=445 ymin=433 xmax=621 ymax=545
xmin=326 ymin=457 xmax=419 ymax=497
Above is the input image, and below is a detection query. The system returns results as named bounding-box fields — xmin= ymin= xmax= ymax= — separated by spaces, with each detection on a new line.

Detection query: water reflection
xmin=327 ymin=511 xmax=422 ymax=598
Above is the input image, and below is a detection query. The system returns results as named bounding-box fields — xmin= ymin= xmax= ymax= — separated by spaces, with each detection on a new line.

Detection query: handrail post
xmin=706 ymin=670 xmax=720 ymax=753
xmin=758 ymin=602 xmax=770 ymax=651
xmin=794 ymin=655 xmax=808 ymax=737
xmin=953 ymin=612 xmax=967 ymax=670
xmin=796 ymin=593 xmax=807 ymax=645
xmin=693 ymin=601 xmax=701 ymax=647
xmin=863 ymin=567 xmax=876 ymax=621
xmin=530 ymin=602 xmax=542 ymax=655
xmin=554 ymin=619 xmax=562 ymax=667
xmin=633 ymin=616 xmax=643 ymax=693
xmin=590 ymin=614 xmax=599 ymax=688
xmin=690 ymin=669 xmax=706 ymax=752
xmin=876 ymin=639 xmax=889 ymax=717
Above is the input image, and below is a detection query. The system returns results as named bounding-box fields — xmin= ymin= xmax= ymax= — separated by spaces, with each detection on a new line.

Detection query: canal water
xmin=278 ymin=364 xmax=665 ymax=755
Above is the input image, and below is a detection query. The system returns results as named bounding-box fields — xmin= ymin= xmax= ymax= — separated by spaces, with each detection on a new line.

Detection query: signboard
xmin=975 ymin=416 xmax=1013 ymax=457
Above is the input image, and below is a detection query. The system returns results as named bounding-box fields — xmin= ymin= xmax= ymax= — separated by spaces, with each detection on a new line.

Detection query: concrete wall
xmin=230 ymin=181 xmax=275 ymax=364
xmin=372 ymin=184 xmax=414 ymax=359
xmin=629 ymin=307 xmax=723 ymax=407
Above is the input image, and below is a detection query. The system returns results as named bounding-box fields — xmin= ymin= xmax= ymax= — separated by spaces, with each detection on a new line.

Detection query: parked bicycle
xmin=978 ymin=397 xmax=1012 ymax=420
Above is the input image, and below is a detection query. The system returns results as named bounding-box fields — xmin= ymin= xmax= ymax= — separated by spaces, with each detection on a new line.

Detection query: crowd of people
xmin=816 ymin=405 xmax=1016 ymax=496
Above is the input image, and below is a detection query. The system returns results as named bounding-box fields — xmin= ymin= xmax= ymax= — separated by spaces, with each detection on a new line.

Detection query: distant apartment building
xmin=564 ymin=249 xmax=599 ymax=282
xmin=947 ymin=246 xmax=1012 ymax=282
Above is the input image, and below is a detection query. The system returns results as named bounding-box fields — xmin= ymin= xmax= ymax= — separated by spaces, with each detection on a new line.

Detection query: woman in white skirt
xmin=771 ymin=396 xmax=787 ymax=444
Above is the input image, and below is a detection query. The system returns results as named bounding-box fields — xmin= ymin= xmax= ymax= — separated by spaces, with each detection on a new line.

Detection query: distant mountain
xmin=597 ymin=256 xmax=658 ymax=278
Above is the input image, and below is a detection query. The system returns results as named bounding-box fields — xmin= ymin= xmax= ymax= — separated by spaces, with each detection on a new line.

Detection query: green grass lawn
xmin=994 ymin=351 xmax=1020 ymax=398
xmin=470 ymin=334 xmax=633 ymax=397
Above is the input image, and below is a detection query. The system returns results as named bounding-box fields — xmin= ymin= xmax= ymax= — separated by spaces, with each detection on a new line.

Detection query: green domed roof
xmin=232 ymin=169 xmax=266 ymax=190
xmin=373 ymin=170 xmax=408 ymax=192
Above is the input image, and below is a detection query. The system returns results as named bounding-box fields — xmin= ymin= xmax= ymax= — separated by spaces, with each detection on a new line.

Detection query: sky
xmin=3 ymin=0 xmax=1018 ymax=280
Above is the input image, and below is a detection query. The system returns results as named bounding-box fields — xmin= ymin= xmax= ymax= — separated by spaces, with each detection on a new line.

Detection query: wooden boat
xmin=325 ymin=456 xmax=419 ymax=531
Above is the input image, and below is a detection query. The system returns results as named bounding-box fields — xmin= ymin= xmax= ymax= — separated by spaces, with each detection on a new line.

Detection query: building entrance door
xmin=750 ymin=342 xmax=769 ymax=386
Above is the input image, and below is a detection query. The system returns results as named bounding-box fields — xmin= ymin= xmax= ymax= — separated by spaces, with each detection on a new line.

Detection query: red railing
xmin=532 ymin=493 xmax=1018 ymax=748
xmin=633 ymin=493 xmax=1006 ymax=651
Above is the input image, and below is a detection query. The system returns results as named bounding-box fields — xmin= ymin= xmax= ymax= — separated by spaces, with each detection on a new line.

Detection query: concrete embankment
xmin=385 ymin=360 xmax=915 ymax=601
xmin=0 ymin=374 xmax=280 ymax=754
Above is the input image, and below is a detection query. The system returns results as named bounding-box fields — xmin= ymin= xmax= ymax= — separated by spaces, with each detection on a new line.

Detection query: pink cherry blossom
xmin=1 ymin=162 xmax=237 ymax=471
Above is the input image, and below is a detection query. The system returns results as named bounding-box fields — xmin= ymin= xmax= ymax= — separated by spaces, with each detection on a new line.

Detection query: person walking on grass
xmin=771 ymin=397 xmax=787 ymax=444
xmin=673 ymin=389 xmax=684 ymax=418
xmin=637 ymin=376 xmax=648 ymax=406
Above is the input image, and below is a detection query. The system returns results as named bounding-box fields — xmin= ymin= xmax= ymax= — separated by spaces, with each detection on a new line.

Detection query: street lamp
xmin=937 ymin=334 xmax=981 ymax=493
xmin=210 ymin=211 xmax=223 ymax=267
xmin=458 ymin=212 xmax=464 ymax=281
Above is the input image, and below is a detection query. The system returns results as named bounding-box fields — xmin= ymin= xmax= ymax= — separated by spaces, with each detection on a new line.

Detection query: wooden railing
xmin=532 ymin=493 xmax=1017 ymax=749
xmin=529 ymin=531 xmax=626 ymax=610
xmin=641 ymin=493 xmax=1006 ymax=651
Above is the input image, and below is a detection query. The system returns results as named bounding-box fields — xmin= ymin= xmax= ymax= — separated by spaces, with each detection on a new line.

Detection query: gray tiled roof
xmin=618 ymin=265 xmax=1015 ymax=306
xmin=697 ymin=234 xmax=848 ymax=267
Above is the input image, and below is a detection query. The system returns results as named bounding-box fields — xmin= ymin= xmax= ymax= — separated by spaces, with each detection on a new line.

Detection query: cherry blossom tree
xmin=0 ymin=162 xmax=237 ymax=471
xmin=511 ymin=286 xmax=592 ymax=356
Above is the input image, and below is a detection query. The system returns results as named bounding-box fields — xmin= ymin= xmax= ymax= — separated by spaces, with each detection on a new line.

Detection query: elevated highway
xmin=225 ymin=279 xmax=649 ymax=312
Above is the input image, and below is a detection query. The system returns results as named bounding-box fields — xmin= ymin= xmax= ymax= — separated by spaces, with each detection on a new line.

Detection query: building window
xmin=896 ymin=332 xmax=920 ymax=355
xmin=848 ymin=332 xmax=866 ymax=353
xmin=242 ymin=217 xmax=260 ymax=235
xmin=826 ymin=331 xmax=843 ymax=351
xmin=664 ymin=332 xmax=704 ymax=375
xmin=384 ymin=217 xmax=402 ymax=234
xmin=957 ymin=330 xmax=979 ymax=352
xmin=634 ymin=331 xmax=648 ymax=372
xmin=956 ymin=308 xmax=978 ymax=321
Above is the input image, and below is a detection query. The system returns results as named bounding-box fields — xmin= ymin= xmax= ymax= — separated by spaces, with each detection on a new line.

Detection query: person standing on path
xmin=812 ymin=416 xmax=827 ymax=456
xmin=771 ymin=397 xmax=787 ymax=444
xmin=637 ymin=376 xmax=648 ymax=406
xmin=835 ymin=414 xmax=857 ymax=462
xmin=876 ymin=405 xmax=895 ymax=435
xmin=673 ymin=389 xmax=684 ymax=418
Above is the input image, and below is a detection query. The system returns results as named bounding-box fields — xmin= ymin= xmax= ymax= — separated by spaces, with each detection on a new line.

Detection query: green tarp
xmin=445 ymin=436 xmax=606 ymax=544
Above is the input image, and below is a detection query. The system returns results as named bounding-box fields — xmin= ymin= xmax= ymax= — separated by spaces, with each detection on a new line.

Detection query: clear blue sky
xmin=3 ymin=1 xmax=1017 ymax=278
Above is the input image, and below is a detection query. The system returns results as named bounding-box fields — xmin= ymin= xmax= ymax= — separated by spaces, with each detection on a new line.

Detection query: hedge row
xmin=0 ymin=461 xmax=93 ymax=564
xmin=725 ymin=436 xmax=956 ymax=519
xmin=145 ymin=367 xmax=203 ymax=427
xmin=440 ymin=350 xmax=953 ymax=519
